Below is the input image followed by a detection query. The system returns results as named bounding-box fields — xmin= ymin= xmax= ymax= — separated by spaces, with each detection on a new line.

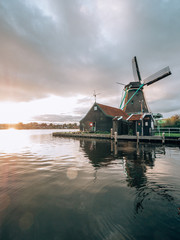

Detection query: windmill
xmin=119 ymin=56 xmax=171 ymax=114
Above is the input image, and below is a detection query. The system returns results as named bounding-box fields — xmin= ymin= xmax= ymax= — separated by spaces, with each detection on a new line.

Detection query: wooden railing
xmin=152 ymin=127 xmax=180 ymax=137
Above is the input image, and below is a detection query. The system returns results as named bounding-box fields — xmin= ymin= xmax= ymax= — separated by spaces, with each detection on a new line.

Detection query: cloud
xmin=32 ymin=113 xmax=81 ymax=123
xmin=0 ymin=0 xmax=179 ymax=116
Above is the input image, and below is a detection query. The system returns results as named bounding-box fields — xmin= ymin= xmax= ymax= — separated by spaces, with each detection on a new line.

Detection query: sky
xmin=0 ymin=0 xmax=180 ymax=123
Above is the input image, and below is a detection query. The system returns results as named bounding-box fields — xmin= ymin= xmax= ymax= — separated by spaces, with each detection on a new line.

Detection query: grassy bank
xmin=155 ymin=133 xmax=180 ymax=137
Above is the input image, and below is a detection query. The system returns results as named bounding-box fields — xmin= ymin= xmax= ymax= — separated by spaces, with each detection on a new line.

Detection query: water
xmin=0 ymin=129 xmax=179 ymax=240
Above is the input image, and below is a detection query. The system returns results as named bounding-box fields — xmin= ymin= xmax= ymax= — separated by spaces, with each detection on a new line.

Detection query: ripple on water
xmin=0 ymin=131 xmax=180 ymax=240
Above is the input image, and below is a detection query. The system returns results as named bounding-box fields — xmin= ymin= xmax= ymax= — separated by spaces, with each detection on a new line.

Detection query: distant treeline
xmin=0 ymin=122 xmax=79 ymax=130
xmin=158 ymin=115 xmax=180 ymax=127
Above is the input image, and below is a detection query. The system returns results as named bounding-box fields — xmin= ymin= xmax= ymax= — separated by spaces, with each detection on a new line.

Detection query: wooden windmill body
xmin=120 ymin=57 xmax=171 ymax=115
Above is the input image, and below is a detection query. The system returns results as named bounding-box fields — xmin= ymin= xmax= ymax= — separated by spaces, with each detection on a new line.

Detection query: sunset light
xmin=0 ymin=1 xmax=180 ymax=239
xmin=0 ymin=0 xmax=179 ymax=124
xmin=0 ymin=95 xmax=86 ymax=124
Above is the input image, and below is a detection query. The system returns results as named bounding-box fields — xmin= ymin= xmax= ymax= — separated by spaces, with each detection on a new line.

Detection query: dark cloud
xmin=148 ymin=90 xmax=180 ymax=113
xmin=0 ymin=0 xmax=179 ymax=115
xmin=32 ymin=114 xmax=81 ymax=123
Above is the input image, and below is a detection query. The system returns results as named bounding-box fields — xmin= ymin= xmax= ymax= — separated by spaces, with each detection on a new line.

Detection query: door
xmin=136 ymin=121 xmax=142 ymax=136
xmin=143 ymin=120 xmax=150 ymax=136
xmin=93 ymin=122 xmax=96 ymax=132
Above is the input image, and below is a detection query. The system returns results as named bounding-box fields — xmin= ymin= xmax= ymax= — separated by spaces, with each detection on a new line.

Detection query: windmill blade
xmin=116 ymin=82 xmax=126 ymax=86
xmin=143 ymin=66 xmax=171 ymax=86
xmin=132 ymin=56 xmax=142 ymax=82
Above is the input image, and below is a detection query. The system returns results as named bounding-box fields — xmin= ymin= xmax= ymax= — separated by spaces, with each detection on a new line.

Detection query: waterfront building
xmin=80 ymin=102 xmax=128 ymax=133
xmin=126 ymin=113 xmax=154 ymax=136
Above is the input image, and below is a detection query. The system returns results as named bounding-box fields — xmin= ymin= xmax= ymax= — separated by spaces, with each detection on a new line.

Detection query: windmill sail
xmin=132 ymin=56 xmax=142 ymax=82
xmin=143 ymin=66 xmax=171 ymax=86
xmin=122 ymin=57 xmax=171 ymax=115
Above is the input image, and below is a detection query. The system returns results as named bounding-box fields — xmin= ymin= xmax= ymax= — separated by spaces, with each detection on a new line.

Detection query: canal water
xmin=0 ymin=129 xmax=179 ymax=240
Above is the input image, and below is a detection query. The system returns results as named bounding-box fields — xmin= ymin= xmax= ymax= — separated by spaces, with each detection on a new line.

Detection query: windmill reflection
xmin=80 ymin=139 xmax=174 ymax=214
xmin=117 ymin=142 xmax=158 ymax=188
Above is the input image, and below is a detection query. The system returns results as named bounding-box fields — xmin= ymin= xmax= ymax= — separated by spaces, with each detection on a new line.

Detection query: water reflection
xmin=80 ymin=139 xmax=114 ymax=168
xmin=80 ymin=139 xmax=175 ymax=214
xmin=0 ymin=131 xmax=179 ymax=240
xmin=80 ymin=139 xmax=161 ymax=170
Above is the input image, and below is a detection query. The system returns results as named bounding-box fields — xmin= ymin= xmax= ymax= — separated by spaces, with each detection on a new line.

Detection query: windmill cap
xmin=125 ymin=82 xmax=143 ymax=89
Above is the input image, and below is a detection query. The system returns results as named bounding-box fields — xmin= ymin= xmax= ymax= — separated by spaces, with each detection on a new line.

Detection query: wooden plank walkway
xmin=53 ymin=132 xmax=111 ymax=139
xmin=52 ymin=132 xmax=180 ymax=144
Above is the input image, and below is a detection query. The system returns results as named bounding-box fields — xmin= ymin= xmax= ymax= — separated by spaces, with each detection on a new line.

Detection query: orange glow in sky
xmin=0 ymin=95 xmax=85 ymax=123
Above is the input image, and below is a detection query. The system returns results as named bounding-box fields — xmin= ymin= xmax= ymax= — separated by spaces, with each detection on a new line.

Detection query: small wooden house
xmin=80 ymin=103 xmax=128 ymax=132
xmin=127 ymin=113 xmax=154 ymax=136
xmin=112 ymin=116 xmax=130 ymax=135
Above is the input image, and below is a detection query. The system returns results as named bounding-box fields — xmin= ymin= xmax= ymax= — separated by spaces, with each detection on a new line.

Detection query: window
xmin=145 ymin=122 xmax=148 ymax=126
xmin=131 ymin=100 xmax=134 ymax=104
xmin=94 ymin=106 xmax=97 ymax=111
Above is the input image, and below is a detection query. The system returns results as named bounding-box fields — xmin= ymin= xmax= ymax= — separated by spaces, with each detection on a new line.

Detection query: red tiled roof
xmin=127 ymin=114 xmax=143 ymax=121
xmin=97 ymin=103 xmax=128 ymax=120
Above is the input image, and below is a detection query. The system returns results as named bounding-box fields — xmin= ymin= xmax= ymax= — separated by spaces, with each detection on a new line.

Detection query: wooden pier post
xmin=111 ymin=140 xmax=114 ymax=152
xmin=114 ymin=142 xmax=118 ymax=156
xmin=111 ymin=128 xmax=113 ymax=139
xmin=114 ymin=132 xmax=117 ymax=144
xmin=162 ymin=132 xmax=165 ymax=144
xmin=136 ymin=132 xmax=139 ymax=144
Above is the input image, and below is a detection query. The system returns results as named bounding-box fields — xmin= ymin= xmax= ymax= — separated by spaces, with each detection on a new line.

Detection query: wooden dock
xmin=52 ymin=132 xmax=180 ymax=144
